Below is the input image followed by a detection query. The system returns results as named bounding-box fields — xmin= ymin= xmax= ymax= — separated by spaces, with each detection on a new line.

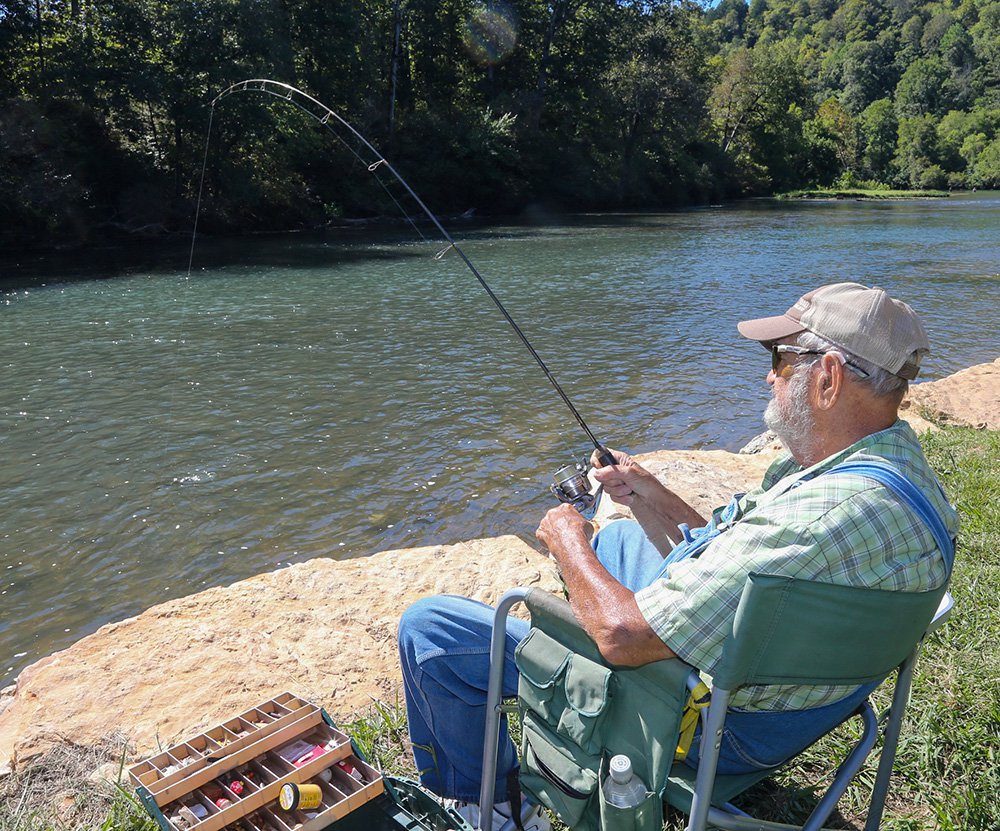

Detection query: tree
xmin=707 ymin=0 xmax=748 ymax=44
xmin=816 ymin=95 xmax=859 ymax=170
xmin=858 ymin=97 xmax=897 ymax=179
xmin=970 ymin=2 xmax=1000 ymax=106
xmin=840 ymin=39 xmax=895 ymax=112
xmin=802 ymin=113 xmax=841 ymax=183
xmin=919 ymin=10 xmax=952 ymax=52
xmin=894 ymin=56 xmax=951 ymax=117
xmin=937 ymin=109 xmax=975 ymax=171
xmin=837 ymin=0 xmax=891 ymax=41
xmin=523 ymin=0 xmax=591 ymax=132
xmin=601 ymin=2 xmax=712 ymax=204
xmin=968 ymin=136 xmax=1000 ymax=187
xmin=893 ymin=112 xmax=942 ymax=186
xmin=708 ymin=42 xmax=810 ymax=192
xmin=896 ymin=13 xmax=923 ymax=72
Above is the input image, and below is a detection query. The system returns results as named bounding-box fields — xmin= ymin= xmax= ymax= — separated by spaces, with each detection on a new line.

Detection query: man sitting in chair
xmin=397 ymin=283 xmax=957 ymax=829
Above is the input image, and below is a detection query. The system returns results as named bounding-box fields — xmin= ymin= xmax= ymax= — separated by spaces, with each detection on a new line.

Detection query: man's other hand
xmin=536 ymin=503 xmax=592 ymax=557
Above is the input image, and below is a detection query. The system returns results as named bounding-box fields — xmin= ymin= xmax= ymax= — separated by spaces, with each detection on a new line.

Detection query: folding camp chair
xmin=479 ymin=576 xmax=953 ymax=831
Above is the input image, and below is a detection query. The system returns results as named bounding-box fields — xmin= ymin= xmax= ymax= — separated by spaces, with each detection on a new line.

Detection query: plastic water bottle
xmin=602 ymin=754 xmax=647 ymax=808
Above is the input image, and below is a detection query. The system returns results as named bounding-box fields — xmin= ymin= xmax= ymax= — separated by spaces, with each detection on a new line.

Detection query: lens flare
xmin=463 ymin=3 xmax=518 ymax=67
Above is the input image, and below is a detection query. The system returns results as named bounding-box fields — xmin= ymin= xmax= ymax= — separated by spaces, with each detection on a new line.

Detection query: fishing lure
xmin=193 ymin=79 xmax=612 ymax=511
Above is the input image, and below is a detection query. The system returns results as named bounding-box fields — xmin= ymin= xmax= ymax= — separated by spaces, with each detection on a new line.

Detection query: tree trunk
xmin=34 ymin=0 xmax=45 ymax=91
xmin=528 ymin=0 xmax=579 ymax=132
xmin=388 ymin=0 xmax=403 ymax=139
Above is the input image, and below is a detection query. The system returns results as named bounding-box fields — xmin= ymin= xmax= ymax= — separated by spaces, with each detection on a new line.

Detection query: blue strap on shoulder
xmin=825 ymin=460 xmax=956 ymax=574
xmin=662 ymin=460 xmax=955 ymax=577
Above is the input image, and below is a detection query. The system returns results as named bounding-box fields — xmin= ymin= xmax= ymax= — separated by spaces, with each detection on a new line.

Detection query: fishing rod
xmin=195 ymin=79 xmax=613 ymax=511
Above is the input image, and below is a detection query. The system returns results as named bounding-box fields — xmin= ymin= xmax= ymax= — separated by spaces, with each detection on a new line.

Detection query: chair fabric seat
xmin=665 ymin=763 xmax=776 ymax=813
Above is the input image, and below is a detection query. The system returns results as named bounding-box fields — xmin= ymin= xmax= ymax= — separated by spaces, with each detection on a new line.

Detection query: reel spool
xmin=551 ymin=460 xmax=602 ymax=513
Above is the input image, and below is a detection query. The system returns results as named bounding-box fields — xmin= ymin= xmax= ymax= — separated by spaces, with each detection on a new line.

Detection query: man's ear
xmin=815 ymin=354 xmax=844 ymax=410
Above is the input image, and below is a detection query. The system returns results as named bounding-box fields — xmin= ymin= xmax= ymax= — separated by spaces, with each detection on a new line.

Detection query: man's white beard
xmin=764 ymin=368 xmax=816 ymax=456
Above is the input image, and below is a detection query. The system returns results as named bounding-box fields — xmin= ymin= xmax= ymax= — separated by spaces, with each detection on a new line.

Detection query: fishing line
xmin=190 ymin=79 xmax=614 ymax=507
xmin=187 ymin=105 xmax=214 ymax=280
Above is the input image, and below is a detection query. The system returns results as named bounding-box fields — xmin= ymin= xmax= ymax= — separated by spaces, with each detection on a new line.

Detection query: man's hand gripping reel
xmin=550 ymin=446 xmax=616 ymax=514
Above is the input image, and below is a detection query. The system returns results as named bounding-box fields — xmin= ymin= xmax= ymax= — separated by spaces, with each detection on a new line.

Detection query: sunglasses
xmin=770 ymin=344 xmax=871 ymax=379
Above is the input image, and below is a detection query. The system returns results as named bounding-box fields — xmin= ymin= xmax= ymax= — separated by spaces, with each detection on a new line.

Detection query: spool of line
xmin=279 ymin=782 xmax=322 ymax=811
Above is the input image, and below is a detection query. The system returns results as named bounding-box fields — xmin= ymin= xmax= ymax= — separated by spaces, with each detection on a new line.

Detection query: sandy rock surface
xmin=903 ymin=358 xmax=1000 ymax=430
xmin=0 ymin=537 xmax=559 ymax=774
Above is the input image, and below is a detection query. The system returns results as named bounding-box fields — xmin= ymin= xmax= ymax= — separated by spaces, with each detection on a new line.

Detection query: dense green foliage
xmin=1 ymin=0 xmax=999 ymax=250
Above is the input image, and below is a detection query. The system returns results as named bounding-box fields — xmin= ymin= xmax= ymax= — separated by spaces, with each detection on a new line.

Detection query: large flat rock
xmin=903 ymin=358 xmax=1000 ymax=430
xmin=0 ymin=537 xmax=560 ymax=774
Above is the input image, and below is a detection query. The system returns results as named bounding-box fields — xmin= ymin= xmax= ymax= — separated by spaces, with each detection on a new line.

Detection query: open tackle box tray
xmin=128 ymin=692 xmax=411 ymax=831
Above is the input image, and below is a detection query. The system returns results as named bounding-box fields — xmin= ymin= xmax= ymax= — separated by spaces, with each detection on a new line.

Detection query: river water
xmin=3 ymin=193 xmax=999 ymax=685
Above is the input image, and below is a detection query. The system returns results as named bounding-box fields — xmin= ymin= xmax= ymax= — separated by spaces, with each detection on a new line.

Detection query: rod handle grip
xmin=595 ymin=446 xmax=617 ymax=468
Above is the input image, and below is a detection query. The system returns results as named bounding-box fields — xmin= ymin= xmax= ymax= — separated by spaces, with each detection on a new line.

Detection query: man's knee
xmin=398 ymin=595 xmax=443 ymax=640
xmin=398 ymin=595 xmax=450 ymax=665
xmin=398 ymin=594 xmax=494 ymax=664
xmin=593 ymin=519 xmax=667 ymax=591
xmin=594 ymin=518 xmax=645 ymax=552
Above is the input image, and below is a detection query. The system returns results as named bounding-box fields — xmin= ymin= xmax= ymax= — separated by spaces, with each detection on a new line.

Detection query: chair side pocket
xmin=598 ymin=780 xmax=663 ymax=831
xmin=519 ymin=713 xmax=600 ymax=831
xmin=516 ymin=628 xmax=613 ymax=755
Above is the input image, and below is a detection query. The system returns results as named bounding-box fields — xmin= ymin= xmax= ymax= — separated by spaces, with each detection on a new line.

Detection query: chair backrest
xmin=712 ymin=572 xmax=949 ymax=691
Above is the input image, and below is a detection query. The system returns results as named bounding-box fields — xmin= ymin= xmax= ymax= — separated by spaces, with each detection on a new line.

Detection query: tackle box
xmin=128 ymin=692 xmax=466 ymax=831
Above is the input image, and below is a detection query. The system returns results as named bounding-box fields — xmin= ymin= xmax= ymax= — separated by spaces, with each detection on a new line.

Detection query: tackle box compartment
xmin=128 ymin=692 xmax=387 ymax=831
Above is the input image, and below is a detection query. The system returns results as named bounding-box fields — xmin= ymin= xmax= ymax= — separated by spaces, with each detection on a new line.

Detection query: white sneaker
xmin=444 ymin=799 xmax=550 ymax=831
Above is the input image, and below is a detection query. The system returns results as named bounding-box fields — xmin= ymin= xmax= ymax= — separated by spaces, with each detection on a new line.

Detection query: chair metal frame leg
xmin=688 ymin=701 xmax=880 ymax=831
xmin=864 ymin=653 xmax=918 ymax=831
xmin=685 ymin=687 xmax=730 ymax=831
xmin=802 ymin=703 xmax=879 ymax=831
xmin=479 ymin=589 xmax=530 ymax=831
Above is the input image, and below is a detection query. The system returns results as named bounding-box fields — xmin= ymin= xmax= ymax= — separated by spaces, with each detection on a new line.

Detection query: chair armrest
xmin=927 ymin=590 xmax=954 ymax=636
xmin=524 ymin=587 xmax=696 ymax=683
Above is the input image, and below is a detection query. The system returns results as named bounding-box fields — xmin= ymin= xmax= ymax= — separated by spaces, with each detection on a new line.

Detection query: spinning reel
xmin=551 ymin=446 xmax=615 ymax=514
xmin=551 ymin=459 xmax=603 ymax=513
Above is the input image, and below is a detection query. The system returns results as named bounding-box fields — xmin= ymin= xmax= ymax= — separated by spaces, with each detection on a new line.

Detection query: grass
xmin=777 ymin=188 xmax=951 ymax=199
xmin=1 ymin=426 xmax=997 ymax=830
xmin=0 ymin=735 xmax=157 ymax=831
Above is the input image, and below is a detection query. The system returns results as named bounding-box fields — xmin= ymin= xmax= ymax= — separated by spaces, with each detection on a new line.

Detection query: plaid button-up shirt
xmin=635 ymin=420 xmax=958 ymax=712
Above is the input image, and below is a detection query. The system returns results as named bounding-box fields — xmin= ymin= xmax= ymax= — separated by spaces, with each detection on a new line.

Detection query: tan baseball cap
xmin=737 ymin=283 xmax=929 ymax=380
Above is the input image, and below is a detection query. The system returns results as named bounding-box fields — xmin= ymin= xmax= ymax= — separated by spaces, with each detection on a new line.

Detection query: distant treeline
xmin=1 ymin=0 xmax=999 ymax=250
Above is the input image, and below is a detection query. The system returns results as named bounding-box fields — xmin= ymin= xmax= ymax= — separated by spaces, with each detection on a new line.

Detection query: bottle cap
xmin=279 ymin=782 xmax=323 ymax=811
xmin=609 ymin=754 xmax=632 ymax=782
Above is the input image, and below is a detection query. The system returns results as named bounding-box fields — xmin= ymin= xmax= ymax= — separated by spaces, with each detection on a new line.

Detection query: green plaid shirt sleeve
xmin=634 ymin=421 xmax=956 ymax=712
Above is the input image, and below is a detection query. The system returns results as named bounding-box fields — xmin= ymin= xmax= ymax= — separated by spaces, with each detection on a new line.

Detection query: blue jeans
xmin=396 ymin=520 xmax=875 ymax=800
